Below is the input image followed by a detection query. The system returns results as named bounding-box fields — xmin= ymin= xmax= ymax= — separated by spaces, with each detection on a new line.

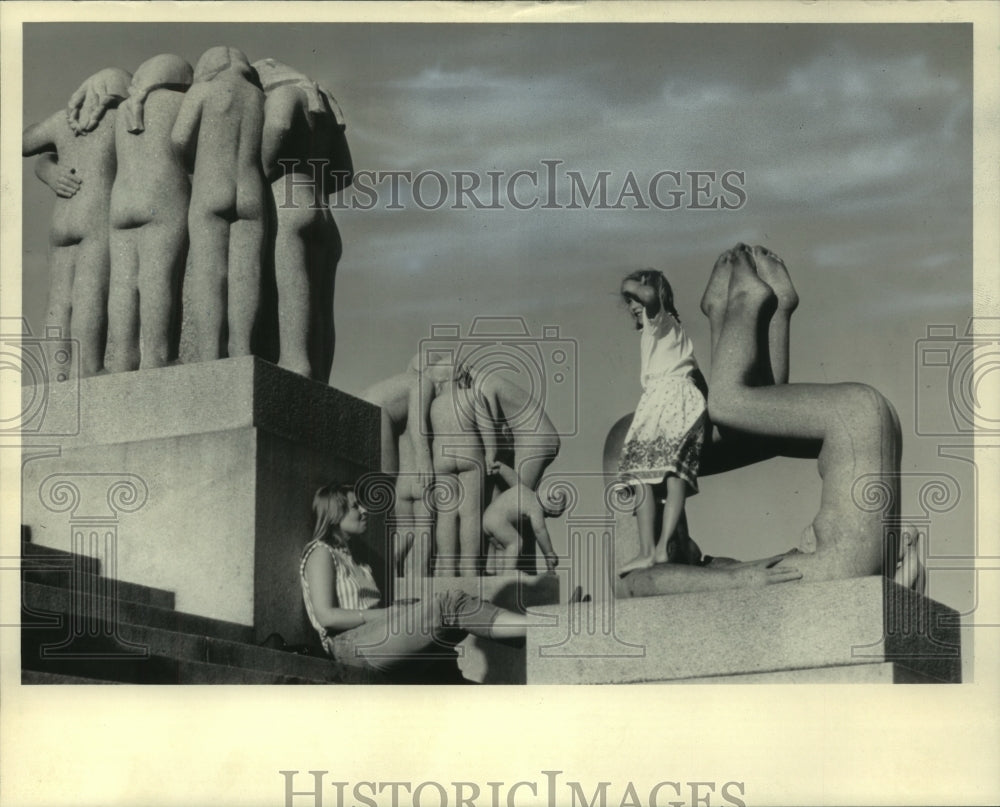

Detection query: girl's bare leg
xmin=653 ymin=475 xmax=688 ymax=564
xmin=618 ymin=482 xmax=657 ymax=575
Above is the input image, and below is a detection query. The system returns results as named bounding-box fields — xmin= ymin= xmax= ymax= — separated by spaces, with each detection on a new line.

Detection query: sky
xmin=20 ymin=23 xmax=975 ymax=617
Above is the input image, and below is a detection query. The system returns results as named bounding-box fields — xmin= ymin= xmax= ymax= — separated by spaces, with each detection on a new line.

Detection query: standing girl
xmin=617 ymin=269 xmax=707 ymax=575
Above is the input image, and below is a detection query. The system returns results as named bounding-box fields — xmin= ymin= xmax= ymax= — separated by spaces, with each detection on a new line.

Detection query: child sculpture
xmin=171 ymin=47 xmax=266 ymax=362
xmin=23 ymin=67 xmax=131 ymax=377
xmin=105 ymin=54 xmax=193 ymax=372
xmin=255 ymin=58 xmax=352 ymax=382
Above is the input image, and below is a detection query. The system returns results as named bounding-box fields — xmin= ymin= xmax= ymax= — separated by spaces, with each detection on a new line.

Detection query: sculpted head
xmin=121 ymin=54 xmax=193 ymax=134
xmin=252 ymin=58 xmax=306 ymax=93
xmin=131 ymin=54 xmax=194 ymax=92
xmin=194 ymin=46 xmax=255 ymax=83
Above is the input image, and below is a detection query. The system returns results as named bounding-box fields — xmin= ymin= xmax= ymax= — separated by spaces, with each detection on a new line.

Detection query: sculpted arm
xmin=170 ymin=89 xmax=203 ymax=171
xmin=322 ymin=109 xmax=353 ymax=194
xmin=22 ymin=112 xmax=62 ymax=157
xmin=474 ymin=390 xmax=498 ymax=469
xmin=33 ymin=153 xmax=82 ymax=198
xmin=407 ymin=372 xmax=436 ymax=489
xmin=528 ymin=505 xmax=558 ymax=571
xmin=260 ymin=86 xmax=300 ymax=181
xmin=492 ymin=460 xmax=521 ymax=489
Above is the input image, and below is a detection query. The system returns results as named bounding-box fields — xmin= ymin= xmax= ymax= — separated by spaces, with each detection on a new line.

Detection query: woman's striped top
xmin=300 ymin=539 xmax=381 ymax=652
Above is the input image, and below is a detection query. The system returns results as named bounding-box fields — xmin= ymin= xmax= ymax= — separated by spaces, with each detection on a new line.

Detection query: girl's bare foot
xmin=750 ymin=245 xmax=799 ymax=313
xmin=618 ymin=552 xmax=655 ymax=577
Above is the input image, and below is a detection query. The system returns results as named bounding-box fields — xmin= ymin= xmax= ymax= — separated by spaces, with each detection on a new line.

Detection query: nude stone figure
xmin=254 ymin=58 xmax=352 ymax=382
xmin=608 ymin=244 xmax=908 ymax=597
xmin=23 ymin=67 xmax=131 ymax=377
xmin=411 ymin=363 xmax=496 ymax=577
xmin=471 ymin=369 xmax=561 ymax=573
xmin=104 ymin=54 xmax=193 ymax=372
xmin=171 ymin=47 xmax=266 ymax=363
xmin=360 ymin=364 xmax=433 ymax=579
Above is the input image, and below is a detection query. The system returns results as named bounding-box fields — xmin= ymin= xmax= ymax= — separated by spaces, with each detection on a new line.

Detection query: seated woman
xmin=300 ymin=482 xmax=529 ymax=673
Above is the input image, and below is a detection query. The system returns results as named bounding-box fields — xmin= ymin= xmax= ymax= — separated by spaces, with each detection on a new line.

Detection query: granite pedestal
xmin=21 ymin=357 xmax=381 ymax=645
xmin=525 ymin=576 xmax=961 ymax=684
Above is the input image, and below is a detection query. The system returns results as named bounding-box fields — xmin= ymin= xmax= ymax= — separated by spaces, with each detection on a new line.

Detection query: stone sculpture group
xmin=25 ymin=49 xmax=925 ymax=598
xmin=23 ymin=47 xmax=351 ymax=382
xmin=361 ymin=355 xmax=563 ymax=579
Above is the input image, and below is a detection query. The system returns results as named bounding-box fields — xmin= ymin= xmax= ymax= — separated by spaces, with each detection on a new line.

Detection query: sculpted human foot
xmin=727 ymin=243 xmax=777 ymax=312
xmin=700 ymin=247 xmax=735 ymax=321
xmin=751 ymin=245 xmax=799 ymax=313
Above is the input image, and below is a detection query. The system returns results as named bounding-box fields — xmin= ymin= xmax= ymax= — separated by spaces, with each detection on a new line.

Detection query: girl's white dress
xmin=618 ymin=308 xmax=706 ymax=492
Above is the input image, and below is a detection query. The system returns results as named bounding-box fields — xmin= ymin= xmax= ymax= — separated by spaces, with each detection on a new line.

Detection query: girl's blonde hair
xmin=312 ymin=483 xmax=355 ymax=547
xmin=622 ymin=268 xmax=680 ymax=322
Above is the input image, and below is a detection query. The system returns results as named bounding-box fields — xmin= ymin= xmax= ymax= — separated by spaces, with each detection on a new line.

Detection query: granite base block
xmin=525 ymin=576 xmax=960 ymax=684
xmin=21 ymin=357 xmax=382 ymax=645
xmin=663 ymin=662 xmax=943 ymax=684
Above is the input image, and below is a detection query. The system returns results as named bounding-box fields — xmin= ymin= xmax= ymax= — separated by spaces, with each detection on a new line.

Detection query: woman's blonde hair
xmin=312 ymin=483 xmax=355 ymax=546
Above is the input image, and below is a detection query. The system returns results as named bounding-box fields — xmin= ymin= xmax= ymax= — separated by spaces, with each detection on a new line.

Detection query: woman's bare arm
xmin=303 ymin=548 xmax=373 ymax=631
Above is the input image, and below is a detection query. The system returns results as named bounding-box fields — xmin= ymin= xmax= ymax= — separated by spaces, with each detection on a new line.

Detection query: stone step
xmin=23 ymin=581 xmax=252 ymax=644
xmin=21 ymin=646 xmax=325 ymax=685
xmin=525 ymin=576 xmax=961 ymax=684
xmin=22 ymin=566 xmax=176 ymax=610
xmin=659 ymin=662 xmax=948 ymax=685
xmin=22 ymin=669 xmax=124 ymax=685
xmin=20 ymin=609 xmax=380 ymax=685
xmin=20 ymin=541 xmax=101 ymax=576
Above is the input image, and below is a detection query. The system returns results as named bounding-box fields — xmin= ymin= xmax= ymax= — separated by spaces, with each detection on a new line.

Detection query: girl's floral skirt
xmin=617 ymin=373 xmax=706 ymax=493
